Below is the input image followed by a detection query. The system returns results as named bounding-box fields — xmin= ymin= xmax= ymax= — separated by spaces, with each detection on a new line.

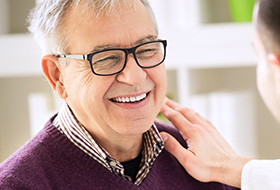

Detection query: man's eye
xmin=94 ymin=56 xmax=119 ymax=64
xmin=92 ymin=56 xmax=122 ymax=70
xmin=137 ymin=48 xmax=157 ymax=57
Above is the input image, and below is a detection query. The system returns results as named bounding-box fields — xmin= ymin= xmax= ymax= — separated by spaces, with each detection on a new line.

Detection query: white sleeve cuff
xmin=241 ymin=159 xmax=280 ymax=190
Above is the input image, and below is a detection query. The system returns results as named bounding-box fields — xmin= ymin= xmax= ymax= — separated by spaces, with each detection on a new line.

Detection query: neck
xmin=92 ymin=131 xmax=143 ymax=162
xmin=66 ymin=103 xmax=144 ymax=162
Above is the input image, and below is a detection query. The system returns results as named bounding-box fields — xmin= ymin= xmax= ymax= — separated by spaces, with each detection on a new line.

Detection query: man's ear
xmin=41 ymin=55 xmax=68 ymax=99
xmin=268 ymin=53 xmax=280 ymax=93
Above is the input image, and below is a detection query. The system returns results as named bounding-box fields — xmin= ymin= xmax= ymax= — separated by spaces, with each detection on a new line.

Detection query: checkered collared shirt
xmin=52 ymin=102 xmax=164 ymax=185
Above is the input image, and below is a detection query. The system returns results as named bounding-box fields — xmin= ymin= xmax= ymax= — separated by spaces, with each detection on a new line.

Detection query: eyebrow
xmin=89 ymin=35 xmax=158 ymax=53
xmin=135 ymin=35 xmax=158 ymax=45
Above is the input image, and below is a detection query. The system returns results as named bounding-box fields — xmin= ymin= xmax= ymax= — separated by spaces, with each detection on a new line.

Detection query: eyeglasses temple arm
xmin=56 ymin=54 xmax=87 ymax=60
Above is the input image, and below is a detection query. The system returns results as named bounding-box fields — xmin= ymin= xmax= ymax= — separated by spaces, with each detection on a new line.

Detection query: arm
xmin=160 ymin=98 xmax=252 ymax=188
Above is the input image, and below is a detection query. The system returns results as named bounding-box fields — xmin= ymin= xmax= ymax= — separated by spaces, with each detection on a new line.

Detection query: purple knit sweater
xmin=0 ymin=116 xmax=239 ymax=190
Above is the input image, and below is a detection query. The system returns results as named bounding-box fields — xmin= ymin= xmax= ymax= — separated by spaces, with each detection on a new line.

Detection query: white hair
xmin=28 ymin=0 xmax=158 ymax=55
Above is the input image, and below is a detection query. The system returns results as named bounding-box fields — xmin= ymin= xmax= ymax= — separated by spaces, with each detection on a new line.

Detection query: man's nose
xmin=115 ymin=54 xmax=147 ymax=85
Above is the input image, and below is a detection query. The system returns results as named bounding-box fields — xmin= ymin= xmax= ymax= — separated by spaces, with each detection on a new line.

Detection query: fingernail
xmin=161 ymin=133 xmax=168 ymax=142
xmin=162 ymin=111 xmax=168 ymax=117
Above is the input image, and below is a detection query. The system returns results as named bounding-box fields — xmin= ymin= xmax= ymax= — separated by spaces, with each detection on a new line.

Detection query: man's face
xmin=60 ymin=1 xmax=167 ymax=139
xmin=253 ymin=4 xmax=280 ymax=122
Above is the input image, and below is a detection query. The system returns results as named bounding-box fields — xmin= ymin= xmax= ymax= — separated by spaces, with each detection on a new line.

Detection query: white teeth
xmin=136 ymin=96 xmax=141 ymax=101
xmin=113 ymin=93 xmax=147 ymax=103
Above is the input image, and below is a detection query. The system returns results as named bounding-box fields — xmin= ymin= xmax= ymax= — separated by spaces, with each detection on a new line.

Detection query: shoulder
xmin=154 ymin=121 xmax=239 ymax=190
xmin=0 ymin=118 xmax=57 ymax=165
xmin=154 ymin=120 xmax=188 ymax=148
xmin=0 ymin=115 xmax=67 ymax=187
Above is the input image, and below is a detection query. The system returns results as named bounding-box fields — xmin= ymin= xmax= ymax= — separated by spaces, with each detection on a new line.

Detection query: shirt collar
xmin=53 ymin=101 xmax=164 ymax=185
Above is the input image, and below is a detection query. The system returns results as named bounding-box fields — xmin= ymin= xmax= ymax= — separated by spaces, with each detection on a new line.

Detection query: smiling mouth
xmin=111 ymin=92 xmax=149 ymax=103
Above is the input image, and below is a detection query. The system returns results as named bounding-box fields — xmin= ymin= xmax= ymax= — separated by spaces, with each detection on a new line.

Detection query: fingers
xmin=161 ymin=97 xmax=216 ymax=130
xmin=160 ymin=132 xmax=195 ymax=169
xmin=160 ymin=103 xmax=193 ymax=140
xmin=162 ymin=98 xmax=201 ymax=124
xmin=159 ymin=98 xmax=245 ymax=186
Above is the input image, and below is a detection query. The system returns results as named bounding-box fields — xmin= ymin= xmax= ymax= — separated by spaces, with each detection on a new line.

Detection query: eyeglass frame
xmin=56 ymin=39 xmax=167 ymax=76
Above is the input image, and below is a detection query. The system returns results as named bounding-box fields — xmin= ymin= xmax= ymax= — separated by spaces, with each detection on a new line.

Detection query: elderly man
xmin=0 ymin=0 xmax=237 ymax=189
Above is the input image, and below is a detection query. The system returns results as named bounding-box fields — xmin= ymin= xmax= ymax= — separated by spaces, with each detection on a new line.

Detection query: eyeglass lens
xmin=91 ymin=41 xmax=165 ymax=75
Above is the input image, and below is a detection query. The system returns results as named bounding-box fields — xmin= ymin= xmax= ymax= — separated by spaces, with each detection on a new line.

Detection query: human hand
xmin=160 ymin=98 xmax=252 ymax=188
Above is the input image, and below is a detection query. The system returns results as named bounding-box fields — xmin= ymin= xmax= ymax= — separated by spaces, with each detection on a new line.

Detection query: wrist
xmin=213 ymin=156 xmax=253 ymax=188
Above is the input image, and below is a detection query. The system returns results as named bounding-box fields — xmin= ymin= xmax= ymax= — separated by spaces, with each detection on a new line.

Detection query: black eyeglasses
xmin=56 ymin=40 xmax=167 ymax=76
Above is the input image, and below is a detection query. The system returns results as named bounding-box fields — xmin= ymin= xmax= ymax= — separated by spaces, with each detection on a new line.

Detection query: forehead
xmin=63 ymin=1 xmax=157 ymax=53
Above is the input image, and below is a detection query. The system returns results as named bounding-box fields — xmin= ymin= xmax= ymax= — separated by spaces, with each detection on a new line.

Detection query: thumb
xmin=160 ymin=132 xmax=195 ymax=168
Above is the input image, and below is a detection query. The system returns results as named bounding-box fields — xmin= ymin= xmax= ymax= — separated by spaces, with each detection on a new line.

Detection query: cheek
xmin=66 ymin=76 xmax=113 ymax=122
xmin=160 ymin=67 xmax=168 ymax=94
xmin=256 ymin=64 xmax=264 ymax=93
xmin=256 ymin=58 xmax=267 ymax=87
xmin=63 ymin=68 xmax=106 ymax=107
xmin=151 ymin=65 xmax=167 ymax=105
xmin=257 ymin=66 xmax=269 ymax=101
xmin=80 ymin=77 xmax=112 ymax=104
xmin=256 ymin=60 xmax=274 ymax=101
xmin=154 ymin=65 xmax=167 ymax=88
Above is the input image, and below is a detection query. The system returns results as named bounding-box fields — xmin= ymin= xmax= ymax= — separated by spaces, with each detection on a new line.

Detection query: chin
xmin=115 ymin=118 xmax=155 ymax=136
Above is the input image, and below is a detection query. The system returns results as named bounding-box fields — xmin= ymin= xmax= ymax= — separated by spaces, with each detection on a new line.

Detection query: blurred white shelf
xmin=163 ymin=23 xmax=257 ymax=69
xmin=0 ymin=34 xmax=42 ymax=77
